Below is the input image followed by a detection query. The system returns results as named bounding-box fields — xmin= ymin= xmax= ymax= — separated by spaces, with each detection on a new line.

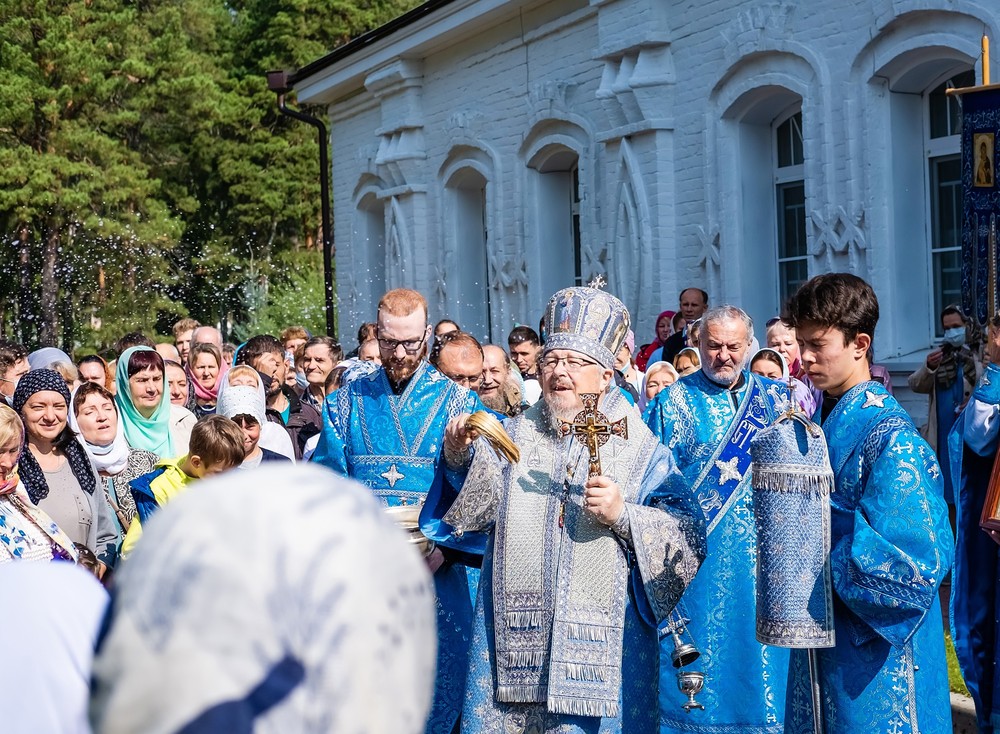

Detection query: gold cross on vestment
xmin=559 ymin=393 xmax=628 ymax=478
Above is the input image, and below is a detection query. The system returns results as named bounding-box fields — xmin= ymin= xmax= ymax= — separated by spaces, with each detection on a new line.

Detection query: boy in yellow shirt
xmin=121 ymin=416 xmax=245 ymax=557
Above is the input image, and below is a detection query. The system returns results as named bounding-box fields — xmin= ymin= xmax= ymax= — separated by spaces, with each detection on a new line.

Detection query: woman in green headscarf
xmin=115 ymin=347 xmax=194 ymax=458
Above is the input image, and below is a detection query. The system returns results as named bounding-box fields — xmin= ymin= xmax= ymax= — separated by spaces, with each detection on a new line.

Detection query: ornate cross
xmin=559 ymin=393 xmax=628 ymax=478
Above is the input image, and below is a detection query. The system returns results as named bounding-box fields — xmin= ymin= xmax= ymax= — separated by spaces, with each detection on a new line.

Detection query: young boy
xmin=783 ymin=273 xmax=953 ymax=733
xmin=122 ymin=415 xmax=245 ymax=557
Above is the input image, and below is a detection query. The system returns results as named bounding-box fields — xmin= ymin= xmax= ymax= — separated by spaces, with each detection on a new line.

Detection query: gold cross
xmin=559 ymin=393 xmax=628 ymax=478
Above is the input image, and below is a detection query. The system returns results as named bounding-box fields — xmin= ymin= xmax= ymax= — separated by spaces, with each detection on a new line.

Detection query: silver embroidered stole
xmin=447 ymin=390 xmax=661 ymax=718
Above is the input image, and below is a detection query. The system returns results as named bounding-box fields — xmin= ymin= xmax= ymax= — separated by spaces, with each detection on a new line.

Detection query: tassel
xmin=502 ymin=650 xmax=547 ymax=669
xmin=751 ymin=469 xmax=834 ymax=495
xmin=548 ymin=694 xmax=618 ymax=718
xmin=565 ymin=623 xmax=609 ymax=642
xmin=497 ymin=684 xmax=546 ymax=703
xmin=564 ymin=663 xmax=609 ymax=682
xmin=506 ymin=610 xmax=544 ymax=629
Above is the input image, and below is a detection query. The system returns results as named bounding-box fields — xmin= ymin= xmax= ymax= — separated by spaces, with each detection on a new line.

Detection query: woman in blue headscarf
xmin=115 ymin=346 xmax=195 ymax=457
xmin=13 ymin=369 xmax=119 ymax=570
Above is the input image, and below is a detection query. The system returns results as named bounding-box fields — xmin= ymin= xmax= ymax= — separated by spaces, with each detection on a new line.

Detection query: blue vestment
xmin=445 ymin=390 xmax=707 ymax=733
xmin=645 ymin=369 xmax=787 ymax=733
xmin=785 ymin=381 xmax=953 ymax=733
xmin=312 ymin=361 xmax=485 ymax=734
xmin=950 ymin=362 xmax=1000 ymax=733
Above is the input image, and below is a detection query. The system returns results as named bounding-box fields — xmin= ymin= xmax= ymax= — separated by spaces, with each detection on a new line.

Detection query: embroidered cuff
xmin=443 ymin=443 xmax=472 ymax=470
xmin=610 ymin=508 xmax=632 ymax=543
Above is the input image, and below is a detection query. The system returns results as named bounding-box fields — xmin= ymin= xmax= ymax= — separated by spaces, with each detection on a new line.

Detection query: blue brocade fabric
xmin=751 ymin=417 xmax=835 ymax=649
xmin=646 ymin=370 xmax=788 ymax=733
xmin=785 ymin=381 xmax=953 ymax=734
xmin=311 ymin=361 xmax=485 ymax=734
xmin=949 ymin=362 xmax=1000 ymax=733
xmin=461 ymin=536 xmax=660 ymax=734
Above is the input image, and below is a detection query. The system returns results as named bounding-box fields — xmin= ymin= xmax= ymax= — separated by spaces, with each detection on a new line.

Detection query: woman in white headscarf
xmin=219 ymin=366 xmax=295 ymax=461
xmin=90 ymin=463 xmax=437 ymax=734
xmin=749 ymin=347 xmax=816 ymax=415
xmin=0 ymin=404 xmax=78 ymax=563
xmin=69 ymin=381 xmax=159 ymax=532
xmin=639 ymin=360 xmax=679 ymax=414
xmin=0 ymin=561 xmax=109 ymax=733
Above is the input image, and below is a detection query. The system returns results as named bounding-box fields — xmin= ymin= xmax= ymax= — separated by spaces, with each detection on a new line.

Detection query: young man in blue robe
xmin=949 ymin=310 xmax=1000 ymax=733
xmin=783 ymin=272 xmax=953 ymax=733
xmin=312 ymin=287 xmax=486 ymax=734
xmin=645 ymin=305 xmax=788 ymax=733
xmin=443 ymin=285 xmax=707 ymax=734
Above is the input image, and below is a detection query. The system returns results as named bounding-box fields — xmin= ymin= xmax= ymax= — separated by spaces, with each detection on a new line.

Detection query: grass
xmin=946 ymin=629 xmax=971 ymax=697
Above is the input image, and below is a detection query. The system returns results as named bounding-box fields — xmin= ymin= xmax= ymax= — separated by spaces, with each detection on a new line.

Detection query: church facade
xmin=292 ymin=0 xmax=995 ymax=366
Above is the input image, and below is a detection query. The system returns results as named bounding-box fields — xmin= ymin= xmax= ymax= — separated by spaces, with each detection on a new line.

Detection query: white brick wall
xmin=299 ymin=0 xmax=1000 ymax=420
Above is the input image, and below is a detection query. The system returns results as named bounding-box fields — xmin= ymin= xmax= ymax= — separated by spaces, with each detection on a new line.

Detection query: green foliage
xmin=945 ymin=629 xmax=970 ymax=696
xmin=0 ymin=0 xmax=417 ymax=348
xmin=232 ymin=249 xmax=330 ymax=341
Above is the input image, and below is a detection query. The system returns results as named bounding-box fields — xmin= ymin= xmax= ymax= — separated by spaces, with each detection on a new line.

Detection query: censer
xmin=663 ymin=604 xmax=705 ymax=713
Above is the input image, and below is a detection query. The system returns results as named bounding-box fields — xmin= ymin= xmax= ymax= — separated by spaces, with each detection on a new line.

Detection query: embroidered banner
xmin=958 ymin=85 xmax=1000 ymax=327
xmin=691 ymin=375 xmax=772 ymax=534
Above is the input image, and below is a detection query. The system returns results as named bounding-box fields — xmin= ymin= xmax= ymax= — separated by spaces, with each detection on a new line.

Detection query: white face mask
xmin=943 ymin=327 xmax=966 ymax=348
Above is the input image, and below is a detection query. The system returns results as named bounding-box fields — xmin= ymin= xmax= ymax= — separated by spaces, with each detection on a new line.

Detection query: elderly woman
xmin=639 ymin=361 xmax=678 ymax=414
xmin=765 ymin=317 xmax=821 ymax=414
xmin=0 ymin=404 xmax=79 ymax=563
xmin=187 ymin=342 xmax=227 ymax=417
xmin=116 ymin=347 xmax=196 ymax=457
xmin=13 ymin=370 xmax=118 ymax=570
xmin=70 ymin=382 xmax=158 ymax=532
xmin=749 ymin=348 xmax=815 ymax=415
xmin=673 ymin=347 xmax=701 ymax=377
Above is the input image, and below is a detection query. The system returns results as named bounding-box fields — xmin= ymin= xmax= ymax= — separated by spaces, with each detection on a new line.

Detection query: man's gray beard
xmin=542 ymin=392 xmax=584 ymax=433
xmin=480 ymin=390 xmax=508 ymax=414
xmin=702 ymin=362 xmax=738 ymax=385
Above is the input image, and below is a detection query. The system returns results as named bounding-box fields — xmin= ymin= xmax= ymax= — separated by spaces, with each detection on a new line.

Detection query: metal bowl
xmin=384 ymin=504 xmax=435 ymax=557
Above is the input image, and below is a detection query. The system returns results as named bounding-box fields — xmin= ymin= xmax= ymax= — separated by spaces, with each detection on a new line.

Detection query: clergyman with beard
xmin=643 ymin=305 xmax=787 ymax=733
xmin=312 ymin=287 xmax=487 ymax=734
xmin=442 ymin=285 xmax=706 ymax=733
xmin=479 ymin=344 xmax=522 ymax=417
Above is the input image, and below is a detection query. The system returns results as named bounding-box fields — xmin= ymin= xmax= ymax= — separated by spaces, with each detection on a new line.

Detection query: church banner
xmin=959 ymin=85 xmax=1000 ymax=328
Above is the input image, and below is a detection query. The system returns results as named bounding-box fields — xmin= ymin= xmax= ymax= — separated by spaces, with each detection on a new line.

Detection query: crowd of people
xmin=0 ymin=270 xmax=998 ymax=734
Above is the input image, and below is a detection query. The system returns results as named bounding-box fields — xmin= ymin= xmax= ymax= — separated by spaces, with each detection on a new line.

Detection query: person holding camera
xmin=908 ymin=305 xmax=982 ymax=505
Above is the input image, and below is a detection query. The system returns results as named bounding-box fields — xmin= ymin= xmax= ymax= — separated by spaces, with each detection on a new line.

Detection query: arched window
xmin=444 ymin=167 xmax=491 ymax=340
xmin=718 ymin=84 xmax=806 ymax=321
xmin=926 ymin=69 xmax=975 ymax=334
xmin=354 ymin=192 xmax=386 ymax=317
xmin=527 ymin=143 xmax=583 ymax=299
xmin=774 ymin=109 xmax=807 ymax=304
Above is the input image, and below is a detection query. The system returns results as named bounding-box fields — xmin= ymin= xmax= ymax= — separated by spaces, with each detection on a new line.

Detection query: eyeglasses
xmin=377 ymin=335 xmax=426 ymax=353
xmin=445 ymin=373 xmax=483 ymax=387
xmin=540 ymin=356 xmax=601 ymax=372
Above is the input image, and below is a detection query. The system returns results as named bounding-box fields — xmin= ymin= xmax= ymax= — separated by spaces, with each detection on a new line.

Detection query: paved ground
xmin=953 ymin=692 xmax=977 ymax=733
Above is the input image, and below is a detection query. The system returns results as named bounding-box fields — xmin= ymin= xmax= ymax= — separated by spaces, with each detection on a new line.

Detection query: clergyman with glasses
xmin=442 ymin=285 xmax=706 ymax=733
xmin=312 ymin=287 xmax=487 ymax=734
